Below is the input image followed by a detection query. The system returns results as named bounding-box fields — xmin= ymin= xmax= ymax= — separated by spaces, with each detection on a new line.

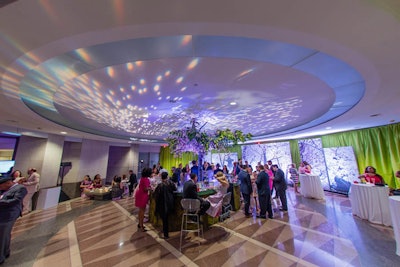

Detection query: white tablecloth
xmin=349 ymin=183 xmax=391 ymax=226
xmin=299 ymin=174 xmax=325 ymax=200
xmin=389 ymin=196 xmax=400 ymax=255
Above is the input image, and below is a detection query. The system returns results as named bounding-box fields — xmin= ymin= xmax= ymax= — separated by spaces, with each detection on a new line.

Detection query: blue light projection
xmin=3 ymin=35 xmax=365 ymax=142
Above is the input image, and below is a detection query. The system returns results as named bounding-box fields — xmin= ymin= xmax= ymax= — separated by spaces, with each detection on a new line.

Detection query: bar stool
xmin=180 ymin=198 xmax=203 ymax=251
xmin=220 ymin=192 xmax=232 ymax=222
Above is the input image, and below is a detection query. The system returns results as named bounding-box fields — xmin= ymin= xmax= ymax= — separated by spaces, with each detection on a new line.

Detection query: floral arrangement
xmin=166 ymin=118 xmax=252 ymax=156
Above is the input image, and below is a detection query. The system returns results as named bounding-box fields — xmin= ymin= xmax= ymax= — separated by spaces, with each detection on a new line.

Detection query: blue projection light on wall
xmin=298 ymin=138 xmax=329 ymax=189
xmin=324 ymin=146 xmax=359 ymax=194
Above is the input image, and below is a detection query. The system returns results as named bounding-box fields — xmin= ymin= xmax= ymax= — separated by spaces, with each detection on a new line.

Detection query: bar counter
xmin=149 ymin=183 xmax=240 ymax=231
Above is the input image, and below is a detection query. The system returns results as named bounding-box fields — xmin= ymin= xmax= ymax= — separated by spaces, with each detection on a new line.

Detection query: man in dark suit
xmin=213 ymin=163 xmax=223 ymax=174
xmin=238 ymin=166 xmax=252 ymax=217
xmin=272 ymin=164 xmax=288 ymax=211
xmin=0 ymin=176 xmax=27 ymax=264
xmin=128 ymin=170 xmax=137 ymax=196
xmin=190 ymin=160 xmax=199 ymax=180
xmin=174 ymin=163 xmax=182 ymax=186
xmin=183 ymin=173 xmax=210 ymax=215
xmin=256 ymin=165 xmax=273 ymax=219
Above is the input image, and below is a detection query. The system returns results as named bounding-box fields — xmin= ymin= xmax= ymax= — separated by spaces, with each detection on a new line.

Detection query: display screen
xmin=0 ymin=160 xmax=15 ymax=173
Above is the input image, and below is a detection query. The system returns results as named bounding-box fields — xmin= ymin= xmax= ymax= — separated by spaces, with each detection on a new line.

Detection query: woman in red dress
xmin=135 ymin=167 xmax=152 ymax=231
xmin=358 ymin=166 xmax=384 ymax=184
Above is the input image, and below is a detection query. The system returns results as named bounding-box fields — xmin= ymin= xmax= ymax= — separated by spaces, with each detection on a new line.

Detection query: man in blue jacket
xmin=0 ymin=176 xmax=27 ymax=264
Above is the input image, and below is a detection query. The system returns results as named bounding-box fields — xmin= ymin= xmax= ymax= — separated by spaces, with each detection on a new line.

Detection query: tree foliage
xmin=166 ymin=119 xmax=252 ymax=156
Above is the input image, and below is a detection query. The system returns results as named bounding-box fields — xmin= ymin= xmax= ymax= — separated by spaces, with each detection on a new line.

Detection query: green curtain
xmin=289 ymin=140 xmax=301 ymax=168
xmin=321 ymin=123 xmax=400 ymax=188
xmin=159 ymin=146 xmax=197 ymax=175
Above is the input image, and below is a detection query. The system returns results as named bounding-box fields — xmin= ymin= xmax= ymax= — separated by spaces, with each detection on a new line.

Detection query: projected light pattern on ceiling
xmin=5 ymin=35 xmax=364 ymax=142
xmin=54 ymin=57 xmax=307 ymax=137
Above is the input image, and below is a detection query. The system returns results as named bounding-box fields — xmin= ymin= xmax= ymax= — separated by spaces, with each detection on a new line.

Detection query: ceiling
xmin=0 ymin=0 xmax=399 ymax=145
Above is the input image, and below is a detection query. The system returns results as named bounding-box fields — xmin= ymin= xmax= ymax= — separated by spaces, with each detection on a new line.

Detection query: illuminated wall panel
xmin=323 ymin=146 xmax=358 ymax=194
xmin=242 ymin=142 xmax=292 ymax=171
xmin=298 ymin=138 xmax=329 ymax=190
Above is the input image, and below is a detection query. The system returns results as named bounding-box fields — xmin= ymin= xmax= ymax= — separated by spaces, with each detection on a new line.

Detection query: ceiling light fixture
xmin=230 ymin=102 xmax=237 ymax=105
xmin=1 ymin=131 xmax=21 ymax=136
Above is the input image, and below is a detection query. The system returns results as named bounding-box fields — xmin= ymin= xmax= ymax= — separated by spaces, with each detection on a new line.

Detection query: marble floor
xmin=5 ymin=188 xmax=399 ymax=267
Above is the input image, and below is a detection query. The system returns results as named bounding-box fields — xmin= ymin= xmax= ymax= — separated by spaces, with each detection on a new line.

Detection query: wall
xmin=79 ymin=139 xmax=110 ymax=180
xmin=13 ymin=135 xmax=64 ymax=189
xmin=60 ymin=141 xmax=82 ymax=183
xmin=106 ymin=146 xmax=132 ymax=183
xmin=40 ymin=134 xmax=64 ymax=188
xmin=14 ymin=136 xmax=47 ymax=178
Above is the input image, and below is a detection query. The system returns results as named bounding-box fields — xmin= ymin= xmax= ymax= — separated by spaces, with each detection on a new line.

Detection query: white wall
xmin=14 ymin=137 xmax=154 ymax=187
xmin=139 ymin=144 xmax=161 ymax=153
xmin=14 ymin=136 xmax=47 ymax=178
xmin=78 ymin=139 xmax=110 ymax=182
xmin=60 ymin=141 xmax=82 ymax=183
xmin=107 ymin=146 xmax=131 ymax=183
xmin=14 ymin=135 xmax=64 ymax=189
xmin=41 ymin=134 xmax=64 ymax=188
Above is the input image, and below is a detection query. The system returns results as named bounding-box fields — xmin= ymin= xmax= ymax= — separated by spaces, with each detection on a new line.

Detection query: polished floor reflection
xmin=6 ymin=188 xmax=399 ymax=267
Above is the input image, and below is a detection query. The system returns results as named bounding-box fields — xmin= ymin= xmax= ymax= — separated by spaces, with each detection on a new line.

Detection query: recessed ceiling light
xmin=60 ymin=131 xmax=67 ymax=134
xmin=370 ymin=113 xmax=381 ymax=117
xmin=230 ymin=102 xmax=237 ymax=105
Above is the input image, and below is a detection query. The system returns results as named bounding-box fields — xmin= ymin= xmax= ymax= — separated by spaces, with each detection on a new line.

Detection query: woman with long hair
xmin=135 ymin=167 xmax=153 ymax=231
xmin=358 ymin=166 xmax=384 ymax=184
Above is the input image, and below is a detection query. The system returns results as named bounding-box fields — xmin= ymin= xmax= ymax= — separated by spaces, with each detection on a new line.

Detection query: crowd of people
xmin=3 ymin=159 xmax=399 ymax=265
xmin=76 ymin=159 xmax=400 ymax=241
xmin=79 ymin=170 xmax=138 ymax=199
xmin=130 ymin=161 xmax=233 ymax=239
xmin=132 ymin=159 xmax=314 ymax=237
xmin=127 ymin=159 xmax=293 ymax=238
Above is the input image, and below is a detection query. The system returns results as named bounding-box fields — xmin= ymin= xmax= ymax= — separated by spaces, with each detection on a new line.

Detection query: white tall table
xmin=349 ymin=183 xmax=391 ymax=226
xmin=299 ymin=174 xmax=325 ymax=200
xmin=389 ymin=196 xmax=400 ymax=256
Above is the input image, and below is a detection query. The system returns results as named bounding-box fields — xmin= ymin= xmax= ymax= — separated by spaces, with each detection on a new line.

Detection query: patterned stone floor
xmin=5 ymin=188 xmax=399 ymax=267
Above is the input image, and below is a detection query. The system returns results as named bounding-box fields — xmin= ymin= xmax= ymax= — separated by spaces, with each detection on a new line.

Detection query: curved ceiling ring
xmin=17 ymin=35 xmax=365 ymax=142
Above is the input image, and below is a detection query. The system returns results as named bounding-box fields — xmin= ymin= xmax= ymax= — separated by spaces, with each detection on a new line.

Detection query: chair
xmin=219 ymin=192 xmax=232 ymax=222
xmin=180 ymin=198 xmax=203 ymax=251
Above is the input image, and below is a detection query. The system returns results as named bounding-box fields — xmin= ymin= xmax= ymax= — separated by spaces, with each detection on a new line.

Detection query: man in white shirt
xmin=22 ymin=168 xmax=40 ymax=214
